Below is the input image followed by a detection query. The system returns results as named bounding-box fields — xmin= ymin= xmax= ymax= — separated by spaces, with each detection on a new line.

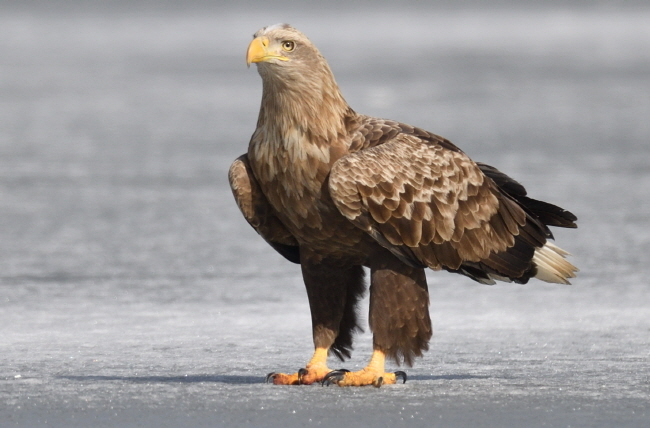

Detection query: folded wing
xmin=229 ymin=155 xmax=300 ymax=264
xmin=329 ymin=130 xmax=576 ymax=284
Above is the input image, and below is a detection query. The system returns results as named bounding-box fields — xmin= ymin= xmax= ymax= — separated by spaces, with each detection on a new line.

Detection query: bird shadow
xmin=58 ymin=374 xmax=264 ymax=384
xmin=57 ymin=373 xmax=488 ymax=385
xmin=407 ymin=374 xmax=491 ymax=381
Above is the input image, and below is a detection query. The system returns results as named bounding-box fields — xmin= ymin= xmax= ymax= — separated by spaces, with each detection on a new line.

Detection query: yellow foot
xmin=321 ymin=368 xmax=407 ymax=387
xmin=266 ymin=362 xmax=332 ymax=385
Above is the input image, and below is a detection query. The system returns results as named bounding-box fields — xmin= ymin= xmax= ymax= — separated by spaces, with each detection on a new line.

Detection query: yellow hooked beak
xmin=246 ymin=36 xmax=290 ymax=67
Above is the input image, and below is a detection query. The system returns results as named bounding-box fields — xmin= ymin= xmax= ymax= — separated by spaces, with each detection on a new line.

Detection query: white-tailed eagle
xmin=229 ymin=24 xmax=577 ymax=387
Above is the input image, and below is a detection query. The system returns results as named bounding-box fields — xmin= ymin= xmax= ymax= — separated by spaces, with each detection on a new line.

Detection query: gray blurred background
xmin=1 ymin=1 xmax=649 ymax=427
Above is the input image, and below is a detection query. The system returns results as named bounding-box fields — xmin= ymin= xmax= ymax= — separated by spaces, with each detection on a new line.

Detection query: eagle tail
xmin=532 ymin=241 xmax=578 ymax=284
xmin=477 ymin=162 xmax=578 ymax=284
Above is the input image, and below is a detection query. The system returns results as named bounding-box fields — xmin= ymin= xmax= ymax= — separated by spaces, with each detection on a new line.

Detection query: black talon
xmin=265 ymin=372 xmax=277 ymax=383
xmin=394 ymin=370 xmax=407 ymax=384
xmin=297 ymin=368 xmax=308 ymax=385
xmin=321 ymin=369 xmax=347 ymax=386
xmin=375 ymin=376 xmax=384 ymax=388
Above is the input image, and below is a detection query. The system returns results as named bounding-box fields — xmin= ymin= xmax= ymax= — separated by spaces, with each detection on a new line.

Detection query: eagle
xmin=229 ymin=24 xmax=577 ymax=387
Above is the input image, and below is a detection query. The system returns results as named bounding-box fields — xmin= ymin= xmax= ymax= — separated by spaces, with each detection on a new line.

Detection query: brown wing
xmin=228 ymin=155 xmax=300 ymax=263
xmin=329 ymin=130 xmax=550 ymax=283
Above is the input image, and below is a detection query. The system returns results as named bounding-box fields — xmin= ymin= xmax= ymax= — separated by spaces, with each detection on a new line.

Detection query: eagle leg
xmin=320 ymin=349 xmax=406 ymax=387
xmin=265 ymin=347 xmax=333 ymax=385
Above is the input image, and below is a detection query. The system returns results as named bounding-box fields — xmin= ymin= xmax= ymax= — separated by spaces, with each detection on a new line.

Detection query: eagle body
xmin=229 ymin=24 xmax=578 ymax=386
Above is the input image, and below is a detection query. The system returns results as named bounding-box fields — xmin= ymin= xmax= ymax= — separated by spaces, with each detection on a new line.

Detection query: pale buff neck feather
xmin=255 ymin=58 xmax=352 ymax=143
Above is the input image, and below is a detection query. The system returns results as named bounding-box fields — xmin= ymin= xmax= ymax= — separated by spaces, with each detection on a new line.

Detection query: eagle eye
xmin=281 ymin=40 xmax=295 ymax=52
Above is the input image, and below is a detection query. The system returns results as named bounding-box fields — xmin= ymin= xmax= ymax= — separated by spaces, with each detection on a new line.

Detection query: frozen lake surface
xmin=1 ymin=2 xmax=649 ymax=427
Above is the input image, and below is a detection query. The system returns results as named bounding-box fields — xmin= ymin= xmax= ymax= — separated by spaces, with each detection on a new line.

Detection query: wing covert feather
xmin=329 ymin=133 xmax=526 ymax=271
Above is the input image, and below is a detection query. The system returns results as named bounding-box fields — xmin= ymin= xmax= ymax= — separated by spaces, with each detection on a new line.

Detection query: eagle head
xmin=245 ymin=23 xmax=334 ymax=90
xmin=246 ymin=24 xmax=314 ymax=68
xmin=245 ymin=24 xmax=350 ymax=140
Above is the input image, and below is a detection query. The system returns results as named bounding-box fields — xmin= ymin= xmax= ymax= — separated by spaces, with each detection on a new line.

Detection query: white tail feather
xmin=533 ymin=241 xmax=578 ymax=284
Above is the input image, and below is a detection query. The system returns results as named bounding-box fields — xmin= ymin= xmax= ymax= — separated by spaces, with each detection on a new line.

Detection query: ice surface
xmin=1 ymin=2 xmax=649 ymax=427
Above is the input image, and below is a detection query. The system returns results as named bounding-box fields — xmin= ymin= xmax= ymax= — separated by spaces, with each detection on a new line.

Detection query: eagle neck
xmin=257 ymin=64 xmax=351 ymax=144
